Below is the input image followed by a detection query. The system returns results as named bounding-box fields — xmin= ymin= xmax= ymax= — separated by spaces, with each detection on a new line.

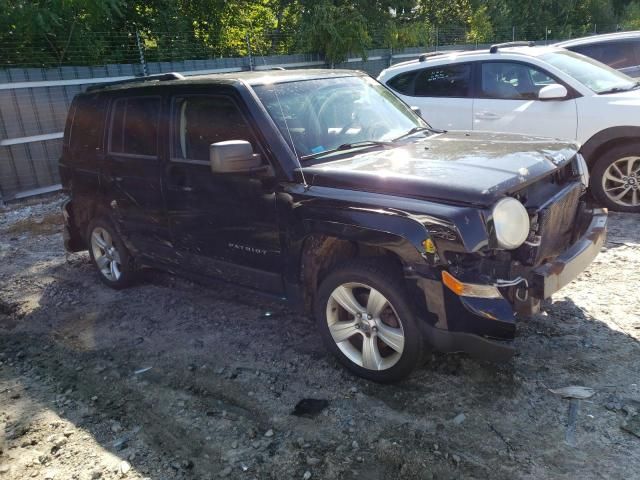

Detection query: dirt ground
xmin=1 ymin=195 xmax=639 ymax=480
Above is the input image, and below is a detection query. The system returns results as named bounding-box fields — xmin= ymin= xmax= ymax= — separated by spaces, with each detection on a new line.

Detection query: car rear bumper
xmin=62 ymin=200 xmax=85 ymax=252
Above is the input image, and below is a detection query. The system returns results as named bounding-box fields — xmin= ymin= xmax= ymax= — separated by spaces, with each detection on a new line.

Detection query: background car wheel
xmin=87 ymin=218 xmax=135 ymax=289
xmin=590 ymin=142 xmax=640 ymax=212
xmin=315 ymin=258 xmax=424 ymax=383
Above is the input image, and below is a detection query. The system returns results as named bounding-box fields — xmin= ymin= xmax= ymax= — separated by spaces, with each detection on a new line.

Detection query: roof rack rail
xmin=418 ymin=50 xmax=466 ymax=62
xmin=86 ymin=72 xmax=185 ymax=92
xmin=489 ymin=41 xmax=535 ymax=53
xmin=254 ymin=66 xmax=286 ymax=71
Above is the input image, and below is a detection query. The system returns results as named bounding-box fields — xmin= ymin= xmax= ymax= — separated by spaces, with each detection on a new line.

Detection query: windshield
xmin=253 ymin=75 xmax=427 ymax=160
xmin=541 ymin=50 xmax=637 ymax=94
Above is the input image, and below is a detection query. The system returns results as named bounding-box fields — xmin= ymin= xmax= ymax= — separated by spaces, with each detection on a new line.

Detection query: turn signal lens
xmin=422 ymin=238 xmax=436 ymax=254
xmin=441 ymin=271 xmax=503 ymax=299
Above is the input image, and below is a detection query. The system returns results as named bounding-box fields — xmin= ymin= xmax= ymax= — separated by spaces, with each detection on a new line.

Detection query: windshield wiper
xmin=598 ymin=81 xmax=640 ymax=95
xmin=301 ymin=140 xmax=395 ymax=161
xmin=392 ymin=126 xmax=444 ymax=142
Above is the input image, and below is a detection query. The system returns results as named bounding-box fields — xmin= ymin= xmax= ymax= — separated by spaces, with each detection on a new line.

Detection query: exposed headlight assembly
xmin=575 ymin=153 xmax=590 ymax=190
xmin=492 ymin=197 xmax=530 ymax=250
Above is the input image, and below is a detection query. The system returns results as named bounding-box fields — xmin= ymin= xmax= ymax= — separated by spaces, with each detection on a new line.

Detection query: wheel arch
xmin=580 ymin=126 xmax=640 ymax=167
xmin=290 ymin=215 xmax=432 ymax=314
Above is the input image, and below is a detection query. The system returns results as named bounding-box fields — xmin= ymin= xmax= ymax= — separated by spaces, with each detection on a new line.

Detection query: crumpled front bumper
xmin=416 ymin=207 xmax=607 ymax=362
xmin=529 ymin=208 xmax=607 ymax=300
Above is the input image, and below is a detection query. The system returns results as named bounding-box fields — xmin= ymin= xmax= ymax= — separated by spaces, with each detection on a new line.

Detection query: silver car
xmin=555 ymin=31 xmax=640 ymax=79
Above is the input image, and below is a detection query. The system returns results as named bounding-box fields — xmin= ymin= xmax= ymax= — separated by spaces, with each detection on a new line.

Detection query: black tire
xmin=590 ymin=142 xmax=640 ymax=213
xmin=87 ymin=217 xmax=135 ymax=289
xmin=314 ymin=258 xmax=424 ymax=383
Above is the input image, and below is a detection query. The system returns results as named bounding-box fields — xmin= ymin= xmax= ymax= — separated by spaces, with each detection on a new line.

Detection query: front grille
xmin=517 ymin=182 xmax=582 ymax=266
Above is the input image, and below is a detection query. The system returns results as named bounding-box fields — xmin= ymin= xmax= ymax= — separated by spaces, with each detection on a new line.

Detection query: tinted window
xmin=572 ymin=41 xmax=640 ymax=69
xmin=70 ymin=95 xmax=107 ymax=153
xmin=480 ymin=62 xmax=555 ymax=100
xmin=387 ymin=71 xmax=417 ymax=95
xmin=172 ymin=96 xmax=256 ymax=161
xmin=109 ymin=97 xmax=160 ymax=157
xmin=413 ymin=65 xmax=471 ymax=97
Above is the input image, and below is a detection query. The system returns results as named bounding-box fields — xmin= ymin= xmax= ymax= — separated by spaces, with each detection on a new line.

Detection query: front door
xmin=164 ymin=93 xmax=283 ymax=293
xmin=472 ymin=61 xmax=578 ymax=141
xmin=103 ymin=95 xmax=170 ymax=255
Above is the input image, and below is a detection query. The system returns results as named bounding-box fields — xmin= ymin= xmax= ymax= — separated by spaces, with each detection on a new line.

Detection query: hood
xmin=599 ymin=86 xmax=640 ymax=104
xmin=300 ymin=131 xmax=579 ymax=206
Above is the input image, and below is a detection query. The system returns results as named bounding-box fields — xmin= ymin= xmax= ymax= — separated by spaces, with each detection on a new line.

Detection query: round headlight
xmin=492 ymin=197 xmax=530 ymax=250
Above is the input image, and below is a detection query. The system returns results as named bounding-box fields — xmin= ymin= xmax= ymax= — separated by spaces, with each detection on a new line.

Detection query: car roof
xmin=85 ymin=69 xmax=365 ymax=94
xmin=381 ymin=45 xmax=565 ymax=73
xmin=554 ymin=31 xmax=640 ymax=47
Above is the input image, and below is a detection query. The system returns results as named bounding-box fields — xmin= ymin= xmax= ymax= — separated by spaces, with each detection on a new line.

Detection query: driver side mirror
xmin=209 ymin=140 xmax=263 ymax=174
xmin=538 ymin=84 xmax=568 ymax=101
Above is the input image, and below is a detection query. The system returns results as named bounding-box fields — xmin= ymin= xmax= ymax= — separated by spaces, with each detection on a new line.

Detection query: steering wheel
xmin=317 ymin=90 xmax=361 ymax=136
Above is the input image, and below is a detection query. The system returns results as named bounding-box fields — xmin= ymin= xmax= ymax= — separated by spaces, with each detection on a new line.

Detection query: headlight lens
xmin=492 ymin=197 xmax=530 ymax=250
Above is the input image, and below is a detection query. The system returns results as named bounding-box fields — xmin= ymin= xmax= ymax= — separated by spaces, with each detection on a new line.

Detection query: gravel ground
xmin=1 ymin=195 xmax=639 ymax=480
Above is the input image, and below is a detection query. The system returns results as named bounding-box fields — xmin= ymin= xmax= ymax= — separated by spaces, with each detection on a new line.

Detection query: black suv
xmin=60 ymin=70 xmax=607 ymax=382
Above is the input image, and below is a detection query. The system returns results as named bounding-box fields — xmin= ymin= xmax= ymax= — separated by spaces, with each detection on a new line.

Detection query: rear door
xmin=472 ymin=61 xmax=578 ymax=141
xmin=386 ymin=63 xmax=473 ymax=130
xmin=103 ymin=94 xmax=171 ymax=255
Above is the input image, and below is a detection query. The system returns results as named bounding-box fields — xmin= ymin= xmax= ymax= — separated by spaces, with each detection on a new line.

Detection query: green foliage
xmin=467 ymin=5 xmax=494 ymax=43
xmin=300 ymin=1 xmax=371 ymax=65
xmin=621 ymin=1 xmax=640 ymax=29
xmin=1 ymin=0 xmax=639 ymax=68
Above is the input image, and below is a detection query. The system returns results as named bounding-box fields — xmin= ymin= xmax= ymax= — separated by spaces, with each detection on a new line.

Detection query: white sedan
xmin=378 ymin=43 xmax=640 ymax=212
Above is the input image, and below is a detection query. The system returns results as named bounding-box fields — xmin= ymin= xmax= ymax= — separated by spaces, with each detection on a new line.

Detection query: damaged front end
xmin=414 ymin=154 xmax=607 ymax=361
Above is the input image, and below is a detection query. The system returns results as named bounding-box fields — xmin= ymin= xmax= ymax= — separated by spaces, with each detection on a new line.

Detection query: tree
xmin=299 ymin=1 xmax=371 ymax=65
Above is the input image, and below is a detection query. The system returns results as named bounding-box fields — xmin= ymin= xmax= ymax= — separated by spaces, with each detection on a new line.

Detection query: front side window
xmin=414 ymin=65 xmax=471 ymax=97
xmin=541 ymin=50 xmax=638 ymax=94
xmin=480 ymin=62 xmax=555 ymax=100
xmin=172 ymin=96 xmax=256 ymax=162
xmin=253 ymin=75 xmax=426 ymax=159
xmin=109 ymin=97 xmax=160 ymax=157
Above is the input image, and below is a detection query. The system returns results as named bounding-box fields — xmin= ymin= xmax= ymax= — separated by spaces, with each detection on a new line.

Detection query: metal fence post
xmin=245 ymin=33 xmax=254 ymax=71
xmin=435 ymin=26 xmax=439 ymax=51
xmin=512 ymin=26 xmax=516 ymax=41
xmin=135 ymin=31 xmax=148 ymax=76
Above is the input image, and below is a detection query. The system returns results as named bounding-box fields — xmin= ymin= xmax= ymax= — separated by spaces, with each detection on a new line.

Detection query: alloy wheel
xmin=326 ymin=282 xmax=405 ymax=371
xmin=602 ymin=156 xmax=640 ymax=207
xmin=90 ymin=227 xmax=122 ymax=281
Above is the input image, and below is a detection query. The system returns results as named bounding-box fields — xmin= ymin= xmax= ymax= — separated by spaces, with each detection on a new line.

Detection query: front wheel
xmin=590 ymin=143 xmax=640 ymax=212
xmin=315 ymin=258 xmax=424 ymax=383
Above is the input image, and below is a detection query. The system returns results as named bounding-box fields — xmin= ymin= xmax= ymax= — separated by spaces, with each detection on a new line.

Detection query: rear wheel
xmin=87 ymin=218 xmax=135 ymax=289
xmin=315 ymin=258 xmax=423 ymax=383
xmin=590 ymin=143 xmax=640 ymax=212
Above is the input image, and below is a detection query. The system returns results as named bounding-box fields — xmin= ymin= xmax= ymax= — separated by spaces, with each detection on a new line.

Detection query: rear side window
xmin=109 ymin=97 xmax=161 ymax=157
xmin=171 ymin=95 xmax=256 ymax=162
xmin=69 ymin=95 xmax=107 ymax=154
xmin=413 ymin=65 xmax=471 ymax=97
xmin=386 ymin=71 xmax=418 ymax=95
xmin=572 ymin=41 xmax=640 ymax=69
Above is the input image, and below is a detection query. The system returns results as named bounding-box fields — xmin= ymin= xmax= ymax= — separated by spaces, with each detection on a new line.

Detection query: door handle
xmin=474 ymin=111 xmax=500 ymax=120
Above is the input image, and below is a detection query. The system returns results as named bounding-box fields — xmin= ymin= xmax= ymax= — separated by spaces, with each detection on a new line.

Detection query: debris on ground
xmin=1 ymin=197 xmax=639 ymax=479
